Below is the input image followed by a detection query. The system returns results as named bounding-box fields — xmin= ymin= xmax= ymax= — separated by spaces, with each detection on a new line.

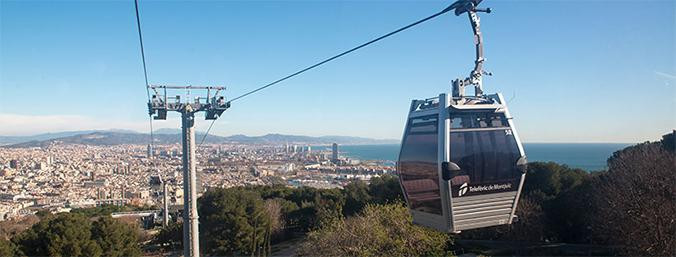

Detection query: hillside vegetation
xmin=2 ymin=132 xmax=673 ymax=256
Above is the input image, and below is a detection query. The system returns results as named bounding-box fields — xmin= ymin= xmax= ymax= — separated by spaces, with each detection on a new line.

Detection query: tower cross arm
xmin=146 ymin=85 xmax=230 ymax=120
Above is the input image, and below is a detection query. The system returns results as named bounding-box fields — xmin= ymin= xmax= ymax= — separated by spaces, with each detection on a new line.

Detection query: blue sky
xmin=1 ymin=0 xmax=674 ymax=142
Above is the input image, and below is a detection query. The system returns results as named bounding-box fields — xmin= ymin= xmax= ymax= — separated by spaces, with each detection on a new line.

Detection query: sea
xmin=323 ymin=143 xmax=632 ymax=172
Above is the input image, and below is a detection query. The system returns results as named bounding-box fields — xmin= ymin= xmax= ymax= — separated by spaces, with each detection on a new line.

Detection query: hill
xmin=4 ymin=131 xmax=398 ymax=148
xmin=0 ymin=129 xmax=138 ymax=145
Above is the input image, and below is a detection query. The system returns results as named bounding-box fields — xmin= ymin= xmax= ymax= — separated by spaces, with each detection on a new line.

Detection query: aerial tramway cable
xmin=133 ymin=0 xmax=527 ymax=235
xmin=133 ymin=0 xmax=155 ymax=155
xmin=199 ymin=3 xmax=458 ymax=144
xmin=198 ymin=119 xmax=216 ymax=148
xmin=228 ymin=4 xmax=456 ymax=103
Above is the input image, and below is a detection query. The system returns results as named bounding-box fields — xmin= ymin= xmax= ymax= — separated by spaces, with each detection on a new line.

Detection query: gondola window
xmin=399 ymin=116 xmax=442 ymax=215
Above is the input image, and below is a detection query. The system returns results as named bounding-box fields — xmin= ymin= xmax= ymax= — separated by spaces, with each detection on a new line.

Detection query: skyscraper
xmin=147 ymin=144 xmax=153 ymax=158
xmin=332 ymin=143 xmax=338 ymax=163
xmin=9 ymin=160 xmax=19 ymax=169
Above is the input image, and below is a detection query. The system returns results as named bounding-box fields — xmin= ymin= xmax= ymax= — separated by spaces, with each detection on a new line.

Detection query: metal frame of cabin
xmin=398 ymin=93 xmax=527 ymax=233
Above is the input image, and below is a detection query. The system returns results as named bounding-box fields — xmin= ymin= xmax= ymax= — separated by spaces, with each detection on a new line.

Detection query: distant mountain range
xmin=1 ymin=130 xmax=398 ymax=148
xmin=0 ymin=129 xmax=139 ymax=145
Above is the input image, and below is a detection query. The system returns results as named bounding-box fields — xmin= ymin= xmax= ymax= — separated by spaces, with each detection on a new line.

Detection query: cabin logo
xmin=458 ymin=182 xmax=469 ymax=196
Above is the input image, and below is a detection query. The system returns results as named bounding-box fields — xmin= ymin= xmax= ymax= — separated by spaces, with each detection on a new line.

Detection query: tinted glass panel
xmin=449 ymin=114 xmax=520 ymax=185
xmin=451 ymin=113 xmax=508 ymax=129
xmin=399 ymin=116 xmax=441 ymax=215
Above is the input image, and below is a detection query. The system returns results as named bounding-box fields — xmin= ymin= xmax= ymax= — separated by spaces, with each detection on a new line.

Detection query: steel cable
xmin=164 ymin=3 xmax=456 ymax=147
xmin=134 ymin=0 xmax=150 ymax=95
xmin=227 ymin=4 xmax=455 ymax=103
xmin=134 ymin=0 xmax=155 ymax=155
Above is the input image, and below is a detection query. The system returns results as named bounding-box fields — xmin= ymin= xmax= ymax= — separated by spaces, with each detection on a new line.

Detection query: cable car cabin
xmin=398 ymin=93 xmax=527 ymax=233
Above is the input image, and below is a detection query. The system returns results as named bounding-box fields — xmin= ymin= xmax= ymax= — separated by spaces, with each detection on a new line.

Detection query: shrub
xmin=13 ymin=213 xmax=102 ymax=257
xmin=298 ymin=203 xmax=451 ymax=256
xmin=91 ymin=216 xmax=141 ymax=257
xmin=0 ymin=238 xmax=20 ymax=256
xmin=154 ymin=222 xmax=182 ymax=250
xmin=12 ymin=212 xmax=142 ymax=257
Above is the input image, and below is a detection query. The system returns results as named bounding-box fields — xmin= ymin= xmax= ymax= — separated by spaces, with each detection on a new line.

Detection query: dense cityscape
xmin=1 ymin=0 xmax=673 ymax=256
xmin=0 ymin=142 xmax=394 ymax=221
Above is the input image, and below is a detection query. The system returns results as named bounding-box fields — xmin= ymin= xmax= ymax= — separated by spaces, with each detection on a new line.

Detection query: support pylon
xmin=147 ymin=85 xmax=229 ymax=257
xmin=181 ymin=106 xmax=199 ymax=257
xmin=163 ymin=181 xmax=169 ymax=227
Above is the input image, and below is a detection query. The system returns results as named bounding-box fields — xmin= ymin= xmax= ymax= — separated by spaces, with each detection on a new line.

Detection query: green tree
xmin=340 ymin=175 xmax=403 ymax=216
xmin=285 ymin=188 xmax=345 ymax=231
xmin=298 ymin=203 xmax=451 ymax=257
xmin=0 ymin=238 xmax=20 ymax=257
xmin=267 ymin=197 xmax=299 ymax=234
xmin=255 ymin=184 xmax=295 ymax=200
xmin=287 ymin=187 xmax=320 ymax=206
xmin=342 ymin=180 xmax=371 ymax=216
xmin=368 ymin=174 xmax=404 ymax=204
xmin=71 ymin=205 xmax=129 ymax=217
xmin=546 ymin=176 xmax=596 ymax=243
xmin=522 ymin=162 xmax=590 ymax=204
xmin=523 ymin=162 xmax=564 ymax=201
xmin=313 ymin=189 xmax=345 ymax=227
xmin=70 ymin=204 xmax=154 ymax=218
xmin=288 ymin=201 xmax=317 ymax=232
xmin=14 ymin=213 xmax=102 ymax=257
xmin=154 ymin=222 xmax=182 ymax=250
xmin=662 ymin=130 xmax=674 ymax=151
xmin=91 ymin=216 xmax=141 ymax=257
xmin=198 ymin=187 xmax=270 ymax=256
xmin=461 ymin=162 xmax=592 ymax=243
xmin=262 ymin=199 xmax=284 ymax=256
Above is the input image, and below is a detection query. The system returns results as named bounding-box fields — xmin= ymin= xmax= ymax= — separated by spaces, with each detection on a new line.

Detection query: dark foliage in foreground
xmin=198 ymin=188 xmax=271 ymax=256
xmin=0 ymin=238 xmax=20 ymax=256
xmin=11 ymin=213 xmax=141 ymax=257
xmin=298 ymin=204 xmax=451 ymax=256
xmin=154 ymin=221 xmax=183 ymax=251
xmin=155 ymin=134 xmax=674 ymax=256
xmin=459 ymin=161 xmax=592 ymax=243
xmin=590 ymin=138 xmax=675 ymax=256
xmin=6 ymin=133 xmax=672 ymax=257
xmin=91 ymin=216 xmax=142 ymax=257
xmin=459 ymin=132 xmax=676 ymax=256
xmin=153 ymin=174 xmax=404 ymax=255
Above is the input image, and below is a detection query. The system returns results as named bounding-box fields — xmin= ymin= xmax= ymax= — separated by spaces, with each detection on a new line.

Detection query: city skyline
xmin=1 ymin=0 xmax=674 ymax=143
xmin=1 ymin=1 xmax=673 ymax=255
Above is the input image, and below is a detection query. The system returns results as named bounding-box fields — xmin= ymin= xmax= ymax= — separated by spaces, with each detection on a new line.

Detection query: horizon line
xmin=0 ymin=128 xmax=650 ymax=145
